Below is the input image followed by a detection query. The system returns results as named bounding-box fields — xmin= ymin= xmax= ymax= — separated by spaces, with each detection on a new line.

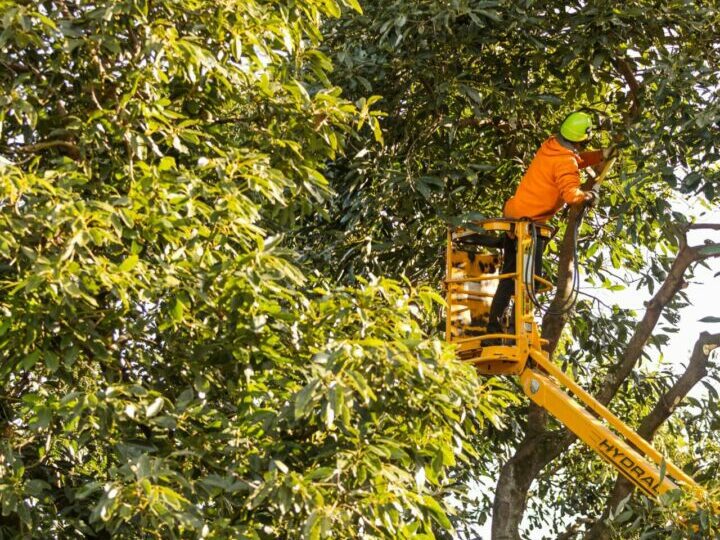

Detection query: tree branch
xmin=11 ymin=140 xmax=81 ymax=160
xmin=558 ymin=517 xmax=594 ymax=540
xmin=596 ymin=243 xmax=699 ymax=404
xmin=613 ymin=56 xmax=642 ymax=123
xmin=539 ymin=203 xmax=587 ymax=354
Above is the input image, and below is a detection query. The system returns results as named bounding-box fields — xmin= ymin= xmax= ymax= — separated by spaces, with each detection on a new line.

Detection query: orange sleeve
xmin=555 ymin=157 xmax=587 ymax=205
xmin=577 ymin=149 xmax=603 ymax=169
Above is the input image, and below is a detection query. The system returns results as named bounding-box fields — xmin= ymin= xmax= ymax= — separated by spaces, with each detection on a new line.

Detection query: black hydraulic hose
xmin=525 ymin=224 xmax=544 ymax=312
xmin=526 ymin=214 xmax=583 ymax=317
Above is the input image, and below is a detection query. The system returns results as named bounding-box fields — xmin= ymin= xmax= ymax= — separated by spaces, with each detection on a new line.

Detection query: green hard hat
xmin=560 ymin=111 xmax=593 ymax=142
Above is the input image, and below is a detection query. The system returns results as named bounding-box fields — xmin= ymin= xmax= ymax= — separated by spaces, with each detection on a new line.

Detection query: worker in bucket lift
xmin=485 ymin=111 xmax=616 ymax=338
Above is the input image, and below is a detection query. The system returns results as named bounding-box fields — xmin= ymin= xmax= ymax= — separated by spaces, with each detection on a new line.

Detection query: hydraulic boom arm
xmin=521 ymin=349 xmax=702 ymax=498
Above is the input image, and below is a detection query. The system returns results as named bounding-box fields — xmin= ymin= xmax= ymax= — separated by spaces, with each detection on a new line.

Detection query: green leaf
xmin=699 ymin=316 xmax=720 ymax=323
xmin=193 ymin=375 xmax=210 ymax=394
xmin=118 ymin=254 xmax=139 ymax=272
xmin=421 ymin=495 xmax=452 ymax=530
xmin=323 ymin=0 xmax=341 ymax=18
xmin=158 ymin=156 xmax=176 ymax=171
xmin=171 ymin=296 xmax=185 ymax=321
xmin=477 ymin=9 xmax=503 ymax=22
xmin=343 ymin=0 xmax=363 ymax=14
xmin=305 ymin=467 xmax=334 ymax=481
xmin=302 ymin=511 xmax=321 ymax=540
xmin=31 ymin=406 xmax=52 ymax=431
xmin=370 ymin=116 xmax=384 ymax=144
xmin=294 ymin=380 xmax=319 ymax=419
xmin=459 ymin=84 xmax=482 ymax=104
xmin=22 ymin=350 xmax=41 ymax=370
xmin=45 ymin=351 xmax=59 ymax=372
xmin=615 ymin=509 xmax=634 ymax=524
xmin=535 ymin=93 xmax=562 ymax=105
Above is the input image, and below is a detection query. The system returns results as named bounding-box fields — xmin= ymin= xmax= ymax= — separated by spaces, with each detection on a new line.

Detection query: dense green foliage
xmin=1 ymin=0 xmax=719 ymax=539
xmin=309 ymin=1 xmax=720 ymax=538
xmin=0 ymin=1 xmax=519 ymax=538
xmin=304 ymin=1 xmax=719 ymax=284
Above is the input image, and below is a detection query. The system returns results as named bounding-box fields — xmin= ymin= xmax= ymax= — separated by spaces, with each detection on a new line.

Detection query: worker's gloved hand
xmin=585 ymin=185 xmax=601 ymax=207
xmin=602 ymin=145 xmax=619 ymax=160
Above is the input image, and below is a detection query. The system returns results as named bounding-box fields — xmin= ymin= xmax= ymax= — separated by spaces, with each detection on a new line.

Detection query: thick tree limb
xmin=491 ymin=404 xmax=552 ymax=539
xmin=688 ymin=223 xmax=720 ymax=231
xmin=613 ymin=56 xmax=642 ymax=123
xmin=541 ymin=164 xmax=606 ymax=353
xmin=595 ymin=243 xmax=698 ymax=404
xmin=11 ymin=140 xmax=81 ymax=160
xmin=585 ymin=331 xmax=720 ymax=540
xmin=538 ymin=203 xmax=586 ymax=354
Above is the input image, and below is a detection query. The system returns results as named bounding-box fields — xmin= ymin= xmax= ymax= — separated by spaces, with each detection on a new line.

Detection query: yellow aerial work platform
xmin=444 ymin=218 xmax=704 ymax=500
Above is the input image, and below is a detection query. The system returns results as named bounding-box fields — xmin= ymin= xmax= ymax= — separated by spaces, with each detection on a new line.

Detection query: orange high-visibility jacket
xmin=504 ymin=136 xmax=603 ymax=222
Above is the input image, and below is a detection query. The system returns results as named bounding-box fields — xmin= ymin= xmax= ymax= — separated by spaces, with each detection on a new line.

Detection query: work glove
xmin=585 ymin=184 xmax=601 ymax=207
xmin=602 ymin=145 xmax=619 ymax=160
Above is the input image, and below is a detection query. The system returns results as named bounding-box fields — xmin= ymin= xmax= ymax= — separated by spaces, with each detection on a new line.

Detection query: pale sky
xmin=598 ymin=204 xmax=720 ymax=373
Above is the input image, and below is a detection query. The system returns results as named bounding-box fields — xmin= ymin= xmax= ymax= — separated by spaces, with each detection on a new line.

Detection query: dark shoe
xmin=485 ymin=322 xmax=501 ymax=334
xmin=484 ymin=321 xmax=501 ymax=346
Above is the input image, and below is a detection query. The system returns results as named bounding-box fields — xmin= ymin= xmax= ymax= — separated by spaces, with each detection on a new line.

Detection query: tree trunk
xmin=492 ymin=198 xmax=588 ymax=538
xmin=491 ymin=405 xmax=548 ymax=539
xmin=491 ymin=409 xmax=575 ymax=539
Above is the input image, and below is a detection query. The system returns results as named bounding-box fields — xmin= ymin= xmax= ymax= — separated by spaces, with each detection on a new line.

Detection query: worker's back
xmin=504 ymin=136 xmax=602 ymax=222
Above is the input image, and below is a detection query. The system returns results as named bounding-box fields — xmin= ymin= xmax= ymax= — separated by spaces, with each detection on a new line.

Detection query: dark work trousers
xmin=486 ymin=232 xmax=544 ymax=334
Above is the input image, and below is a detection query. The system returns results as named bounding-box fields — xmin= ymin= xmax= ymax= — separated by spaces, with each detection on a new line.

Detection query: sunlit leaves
xmin=0 ymin=0 xmax=514 ymax=538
